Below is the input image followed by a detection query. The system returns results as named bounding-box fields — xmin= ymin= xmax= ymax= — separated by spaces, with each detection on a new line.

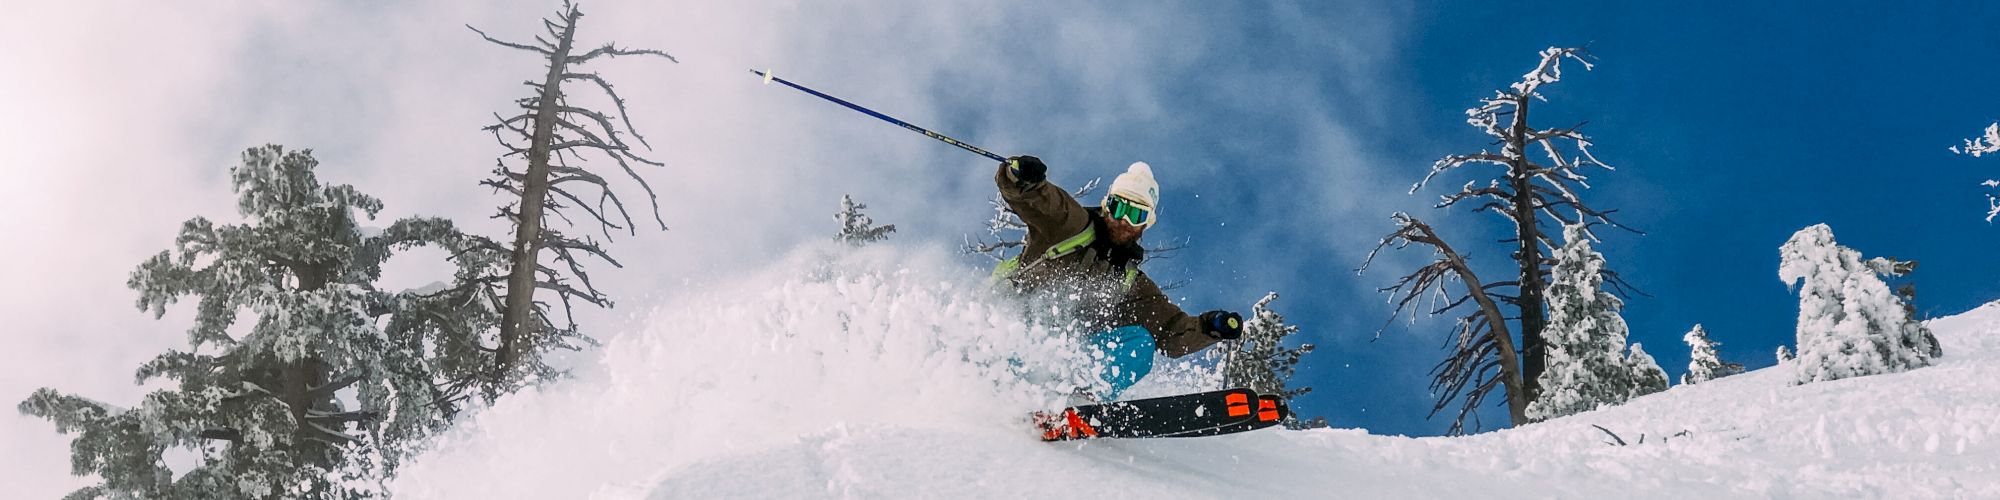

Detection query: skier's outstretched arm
xmin=995 ymin=156 xmax=1089 ymax=238
xmin=1124 ymin=272 xmax=1243 ymax=358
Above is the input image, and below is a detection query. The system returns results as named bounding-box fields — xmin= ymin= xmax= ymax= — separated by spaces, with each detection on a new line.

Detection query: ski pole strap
xmin=752 ymin=69 xmax=1006 ymax=162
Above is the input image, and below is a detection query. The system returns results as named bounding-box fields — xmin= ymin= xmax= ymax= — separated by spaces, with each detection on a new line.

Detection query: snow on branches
xmin=1952 ymin=122 xmax=2000 ymax=158
xmin=834 ymin=194 xmax=896 ymax=246
xmin=1681 ymin=324 xmax=1744 ymax=385
xmin=1779 ymin=224 xmax=1940 ymax=385
xmin=1524 ymin=224 xmax=1666 ymax=422
xmin=1222 ymin=292 xmax=1315 ymax=404
xmin=1381 ymin=46 xmax=1640 ymax=432
xmin=1950 ymin=122 xmax=2000 ymax=221
xmin=22 ymin=145 xmax=494 ymax=499
xmin=1403 ymin=47 xmax=1643 ymax=424
xmin=1415 ymin=46 xmax=1629 ymax=248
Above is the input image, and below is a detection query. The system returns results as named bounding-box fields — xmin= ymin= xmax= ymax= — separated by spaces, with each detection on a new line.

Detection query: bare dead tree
xmin=470 ymin=1 xmax=676 ymax=388
xmin=1410 ymin=46 xmax=1639 ymax=400
xmin=1359 ymin=213 xmax=1527 ymax=434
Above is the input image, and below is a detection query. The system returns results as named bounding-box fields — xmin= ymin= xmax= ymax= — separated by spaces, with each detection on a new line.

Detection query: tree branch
xmin=466 ymin=25 xmax=552 ymax=55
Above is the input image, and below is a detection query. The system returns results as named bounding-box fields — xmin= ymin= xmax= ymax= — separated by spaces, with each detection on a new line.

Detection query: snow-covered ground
xmin=392 ymin=244 xmax=2000 ymax=499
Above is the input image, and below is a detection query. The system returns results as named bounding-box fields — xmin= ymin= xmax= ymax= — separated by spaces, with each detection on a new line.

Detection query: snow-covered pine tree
xmin=1865 ymin=256 xmax=1942 ymax=357
xmin=1776 ymin=345 xmax=1795 ymax=363
xmin=1407 ymin=46 xmax=1640 ymax=404
xmin=1524 ymin=224 xmax=1658 ymax=421
xmin=1221 ymin=292 xmax=1315 ymax=406
xmin=18 ymin=145 xmax=490 ymax=499
xmin=1626 ymin=342 xmax=1670 ymax=398
xmin=1950 ymin=122 xmax=2000 ymax=221
xmin=834 ymin=194 xmax=896 ymax=245
xmin=470 ymin=1 xmax=676 ymax=391
xmin=1779 ymin=224 xmax=1940 ymax=385
xmin=1681 ymin=324 xmax=1744 ymax=385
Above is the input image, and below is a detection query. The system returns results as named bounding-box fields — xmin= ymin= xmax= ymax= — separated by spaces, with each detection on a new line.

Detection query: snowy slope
xmin=392 ymin=244 xmax=2000 ymax=499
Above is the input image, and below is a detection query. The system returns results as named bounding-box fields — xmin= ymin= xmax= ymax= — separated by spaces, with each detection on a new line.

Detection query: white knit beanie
xmin=1102 ymin=161 xmax=1160 ymax=226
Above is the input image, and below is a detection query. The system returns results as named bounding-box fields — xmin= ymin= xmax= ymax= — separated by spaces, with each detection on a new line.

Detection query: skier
xmin=990 ymin=155 xmax=1244 ymax=402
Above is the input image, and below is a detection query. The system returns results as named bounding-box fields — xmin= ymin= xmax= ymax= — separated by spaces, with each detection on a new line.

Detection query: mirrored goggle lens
xmin=1110 ymin=197 xmax=1151 ymax=225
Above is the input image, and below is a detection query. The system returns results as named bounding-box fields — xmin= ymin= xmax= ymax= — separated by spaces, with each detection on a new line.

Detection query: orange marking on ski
xmin=1257 ymin=398 xmax=1280 ymax=422
xmin=1064 ymin=409 xmax=1098 ymax=438
xmin=1226 ymin=392 xmax=1252 ymax=417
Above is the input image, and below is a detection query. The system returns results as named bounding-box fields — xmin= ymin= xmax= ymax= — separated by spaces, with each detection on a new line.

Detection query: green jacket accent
xmin=989 ymin=225 xmax=1136 ymax=289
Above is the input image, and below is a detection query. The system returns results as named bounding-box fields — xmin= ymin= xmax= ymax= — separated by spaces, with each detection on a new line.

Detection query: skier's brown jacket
xmin=994 ymin=162 xmax=1218 ymax=358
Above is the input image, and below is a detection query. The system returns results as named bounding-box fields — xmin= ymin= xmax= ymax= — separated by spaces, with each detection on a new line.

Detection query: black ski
xmin=1032 ymin=388 xmax=1285 ymax=441
xmin=1157 ymin=395 xmax=1288 ymax=438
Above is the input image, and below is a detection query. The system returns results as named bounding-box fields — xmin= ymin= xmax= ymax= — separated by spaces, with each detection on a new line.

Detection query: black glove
xmin=1199 ymin=310 xmax=1244 ymax=340
xmin=1006 ymin=155 xmax=1047 ymax=186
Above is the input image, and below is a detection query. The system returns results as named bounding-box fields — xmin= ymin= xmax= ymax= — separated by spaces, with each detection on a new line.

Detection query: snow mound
xmin=394 ymin=245 xmax=2000 ymax=499
xmin=390 ymin=244 xmax=1209 ymax=498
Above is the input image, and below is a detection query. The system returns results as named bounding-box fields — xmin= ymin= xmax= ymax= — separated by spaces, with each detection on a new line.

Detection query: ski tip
xmin=1032 ymin=409 xmax=1098 ymax=442
xmin=1255 ymin=395 xmax=1286 ymax=423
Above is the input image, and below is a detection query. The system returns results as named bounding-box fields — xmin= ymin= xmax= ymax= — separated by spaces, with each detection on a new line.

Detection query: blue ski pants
xmin=1087 ymin=325 xmax=1156 ymax=401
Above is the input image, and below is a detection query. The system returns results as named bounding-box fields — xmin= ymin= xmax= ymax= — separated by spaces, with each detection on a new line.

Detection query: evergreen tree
xmin=1524 ymin=224 xmax=1657 ymax=421
xmin=1779 ymin=224 xmax=1940 ymax=385
xmin=1865 ymin=256 xmax=1942 ymax=358
xmin=469 ymin=1 xmax=677 ymax=391
xmin=834 ymin=194 xmax=896 ymax=246
xmin=1776 ymin=345 xmax=1795 ymax=363
xmin=18 ymin=145 xmax=487 ymax=499
xmin=1625 ymin=342 xmax=1670 ymax=398
xmin=1680 ymin=324 xmax=1743 ymax=385
xmin=1221 ymin=292 xmax=1315 ymax=406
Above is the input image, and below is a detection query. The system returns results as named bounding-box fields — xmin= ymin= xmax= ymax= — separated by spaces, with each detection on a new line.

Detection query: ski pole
xmin=751 ymin=69 xmax=1006 ymax=162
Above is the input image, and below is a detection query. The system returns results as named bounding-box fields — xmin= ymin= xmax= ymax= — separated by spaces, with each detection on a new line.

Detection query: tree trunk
xmin=283 ymin=263 xmax=333 ymax=477
xmin=497 ymin=12 xmax=579 ymax=381
xmin=1509 ymin=100 xmax=1548 ymax=402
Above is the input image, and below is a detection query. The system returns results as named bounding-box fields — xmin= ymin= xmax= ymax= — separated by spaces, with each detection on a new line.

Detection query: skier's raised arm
xmin=995 ymin=155 xmax=1090 ymax=240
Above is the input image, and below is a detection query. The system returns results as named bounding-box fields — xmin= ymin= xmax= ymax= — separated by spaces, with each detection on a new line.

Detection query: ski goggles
xmin=1105 ymin=195 xmax=1153 ymax=227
